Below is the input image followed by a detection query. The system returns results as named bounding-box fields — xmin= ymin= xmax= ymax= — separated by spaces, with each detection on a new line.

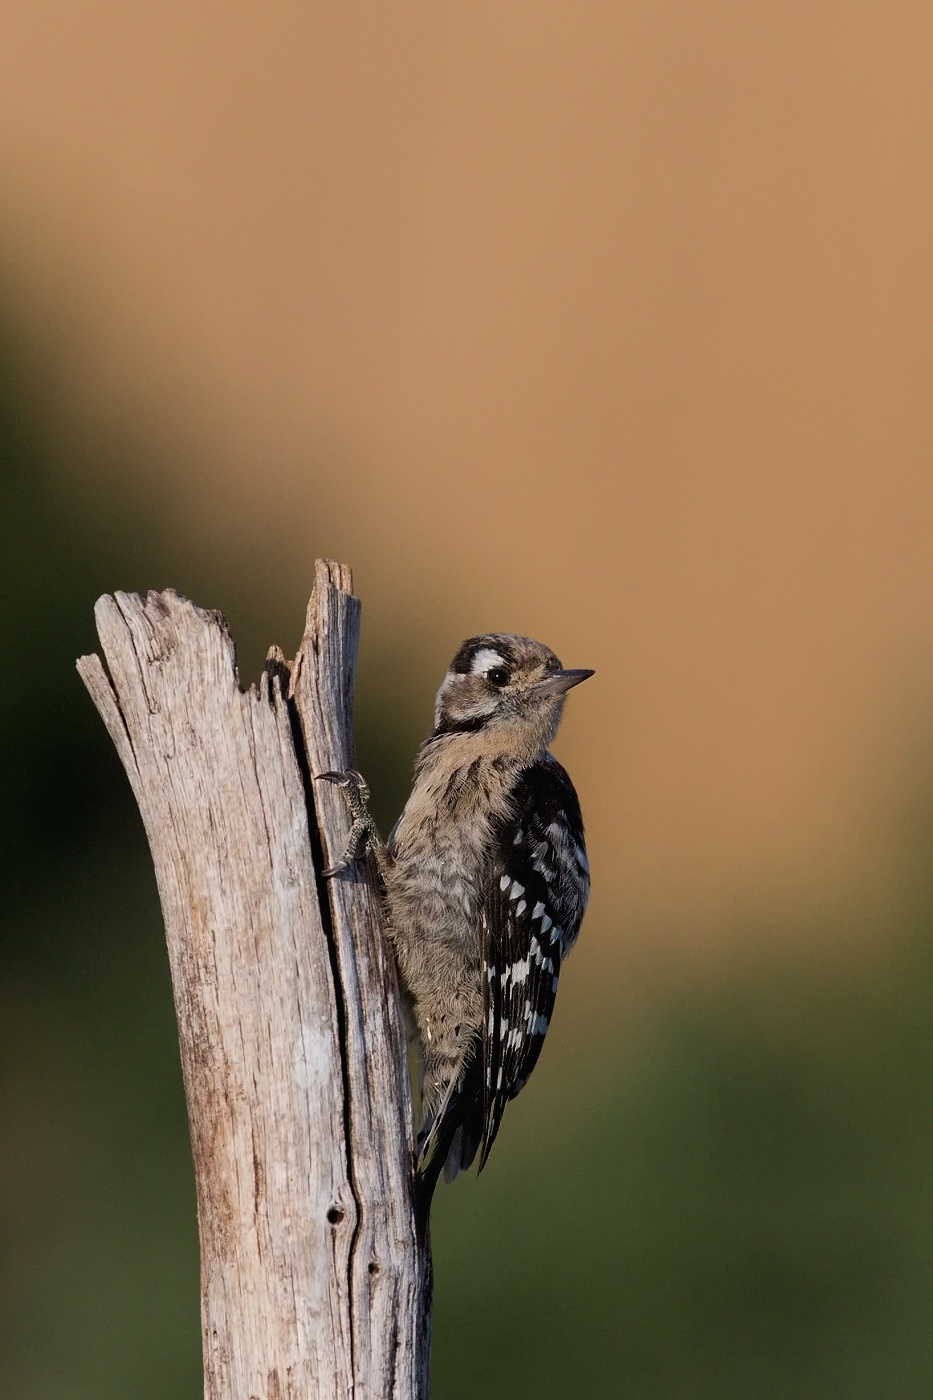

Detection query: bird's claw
xmin=315 ymin=768 xmax=382 ymax=879
xmin=316 ymin=768 xmax=370 ymax=802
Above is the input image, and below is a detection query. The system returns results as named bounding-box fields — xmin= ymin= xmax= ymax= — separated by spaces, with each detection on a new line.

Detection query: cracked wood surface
xmin=77 ymin=561 xmax=430 ymax=1400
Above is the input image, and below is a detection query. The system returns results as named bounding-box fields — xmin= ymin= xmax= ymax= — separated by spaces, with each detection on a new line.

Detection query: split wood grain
xmin=77 ymin=561 xmax=430 ymax=1400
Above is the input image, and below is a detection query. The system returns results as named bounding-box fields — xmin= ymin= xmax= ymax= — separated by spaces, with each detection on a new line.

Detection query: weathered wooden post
xmin=77 ymin=559 xmax=431 ymax=1399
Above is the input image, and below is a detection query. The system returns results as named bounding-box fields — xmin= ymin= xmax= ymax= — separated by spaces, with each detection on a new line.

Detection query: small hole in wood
xmin=368 ymin=1261 xmax=380 ymax=1275
xmin=327 ymin=1206 xmax=344 ymax=1225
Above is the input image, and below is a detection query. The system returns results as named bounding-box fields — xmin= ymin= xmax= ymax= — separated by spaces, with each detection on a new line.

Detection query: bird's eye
xmin=487 ymin=667 xmax=510 ymax=687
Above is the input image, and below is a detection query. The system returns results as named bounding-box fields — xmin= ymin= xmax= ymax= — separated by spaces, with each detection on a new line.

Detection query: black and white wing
xmin=479 ymin=753 xmax=589 ymax=1168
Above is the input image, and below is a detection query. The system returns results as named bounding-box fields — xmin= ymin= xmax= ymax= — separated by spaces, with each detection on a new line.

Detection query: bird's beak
xmin=533 ymin=668 xmax=595 ymax=696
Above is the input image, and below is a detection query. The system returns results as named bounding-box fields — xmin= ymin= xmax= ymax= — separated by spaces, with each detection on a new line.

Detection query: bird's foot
xmin=315 ymin=769 xmax=388 ymax=878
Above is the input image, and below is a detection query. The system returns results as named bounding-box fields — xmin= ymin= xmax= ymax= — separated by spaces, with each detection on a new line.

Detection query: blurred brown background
xmin=2 ymin=4 xmax=933 ymax=1397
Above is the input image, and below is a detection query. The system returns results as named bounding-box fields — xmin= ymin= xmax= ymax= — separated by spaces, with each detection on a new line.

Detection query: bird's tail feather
xmin=417 ymin=1076 xmax=483 ymax=1201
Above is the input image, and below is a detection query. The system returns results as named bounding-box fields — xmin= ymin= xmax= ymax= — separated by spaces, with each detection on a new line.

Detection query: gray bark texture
xmin=76 ymin=559 xmax=431 ymax=1400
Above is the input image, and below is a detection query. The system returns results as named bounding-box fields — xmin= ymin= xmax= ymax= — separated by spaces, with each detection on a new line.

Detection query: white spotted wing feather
xmin=480 ymin=754 xmax=589 ymax=1167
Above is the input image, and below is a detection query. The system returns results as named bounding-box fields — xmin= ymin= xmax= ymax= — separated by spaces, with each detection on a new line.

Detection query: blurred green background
xmin=4 ymin=319 xmax=933 ymax=1399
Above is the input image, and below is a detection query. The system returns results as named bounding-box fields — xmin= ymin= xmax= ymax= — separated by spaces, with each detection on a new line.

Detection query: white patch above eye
xmin=470 ymin=647 xmax=505 ymax=675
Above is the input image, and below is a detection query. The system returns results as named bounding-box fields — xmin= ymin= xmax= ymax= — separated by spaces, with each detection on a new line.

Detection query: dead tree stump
xmin=77 ymin=559 xmax=431 ymax=1400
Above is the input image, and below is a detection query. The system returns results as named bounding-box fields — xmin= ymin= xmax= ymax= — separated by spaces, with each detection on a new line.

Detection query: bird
xmin=318 ymin=633 xmax=592 ymax=1200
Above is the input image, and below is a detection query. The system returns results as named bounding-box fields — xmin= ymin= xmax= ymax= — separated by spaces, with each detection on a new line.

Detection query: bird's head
xmin=432 ymin=633 xmax=594 ymax=752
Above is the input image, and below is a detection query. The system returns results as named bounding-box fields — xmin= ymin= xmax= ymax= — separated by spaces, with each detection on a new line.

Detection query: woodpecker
xmin=319 ymin=634 xmax=592 ymax=1198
